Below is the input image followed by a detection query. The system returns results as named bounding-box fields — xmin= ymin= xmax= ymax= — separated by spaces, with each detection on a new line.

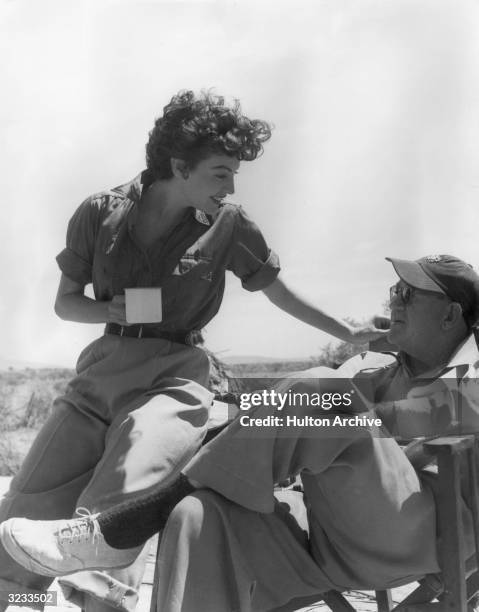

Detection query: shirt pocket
xmin=171 ymin=251 xmax=213 ymax=282
xmin=162 ymin=252 xmax=214 ymax=319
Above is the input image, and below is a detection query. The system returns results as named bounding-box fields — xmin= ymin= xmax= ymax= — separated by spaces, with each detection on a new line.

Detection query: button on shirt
xmin=56 ymin=171 xmax=281 ymax=333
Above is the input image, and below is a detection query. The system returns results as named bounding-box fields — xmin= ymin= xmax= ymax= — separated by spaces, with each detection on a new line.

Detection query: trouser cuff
xmin=59 ymin=573 xmax=139 ymax=612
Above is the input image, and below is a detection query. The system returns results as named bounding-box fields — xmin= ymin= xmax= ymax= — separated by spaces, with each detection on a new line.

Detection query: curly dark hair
xmin=146 ymin=90 xmax=272 ymax=179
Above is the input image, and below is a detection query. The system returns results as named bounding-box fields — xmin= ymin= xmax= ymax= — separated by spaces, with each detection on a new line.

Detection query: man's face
xmin=388 ymin=280 xmax=451 ymax=356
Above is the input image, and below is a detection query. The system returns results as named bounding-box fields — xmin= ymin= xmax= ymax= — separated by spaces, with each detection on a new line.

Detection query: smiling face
xmin=178 ymin=154 xmax=240 ymax=215
xmin=388 ymin=281 xmax=452 ymax=355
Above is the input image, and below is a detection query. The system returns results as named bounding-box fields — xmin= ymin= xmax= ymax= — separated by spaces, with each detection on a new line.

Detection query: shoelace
xmin=57 ymin=507 xmax=101 ymax=547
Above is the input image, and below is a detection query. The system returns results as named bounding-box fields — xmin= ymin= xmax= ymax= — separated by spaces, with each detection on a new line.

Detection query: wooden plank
xmin=321 ymin=591 xmax=357 ymax=611
xmin=400 ymin=605 xmax=448 ymax=611
xmin=424 ymin=437 xmax=475 ymax=454
xmin=467 ymin=444 xmax=479 ymax=575
xmin=376 ymin=589 xmax=393 ymax=611
xmin=435 ymin=451 xmax=468 ymax=611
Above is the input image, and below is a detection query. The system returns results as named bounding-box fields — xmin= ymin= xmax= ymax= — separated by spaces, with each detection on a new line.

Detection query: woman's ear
xmin=170 ymin=158 xmax=189 ymax=179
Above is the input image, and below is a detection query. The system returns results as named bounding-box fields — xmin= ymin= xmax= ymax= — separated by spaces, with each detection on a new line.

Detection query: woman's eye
xmin=215 ymin=175 xmax=227 ymax=180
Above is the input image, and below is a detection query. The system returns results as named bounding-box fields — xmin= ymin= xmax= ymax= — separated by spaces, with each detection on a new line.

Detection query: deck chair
xmin=273 ymin=434 xmax=479 ymax=612
xmin=275 ymin=335 xmax=479 ymax=611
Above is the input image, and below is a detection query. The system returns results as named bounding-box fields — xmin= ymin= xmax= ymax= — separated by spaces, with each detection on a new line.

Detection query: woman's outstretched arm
xmin=262 ymin=276 xmax=389 ymax=345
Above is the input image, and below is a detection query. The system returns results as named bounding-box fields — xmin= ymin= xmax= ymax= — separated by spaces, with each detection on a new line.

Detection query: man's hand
xmin=107 ymin=295 xmax=129 ymax=326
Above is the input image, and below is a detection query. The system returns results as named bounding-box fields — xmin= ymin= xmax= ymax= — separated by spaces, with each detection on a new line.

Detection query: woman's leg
xmin=0 ymin=399 xmax=107 ymax=606
xmin=53 ymin=378 xmax=212 ymax=612
xmin=1 ymin=335 xmax=212 ymax=612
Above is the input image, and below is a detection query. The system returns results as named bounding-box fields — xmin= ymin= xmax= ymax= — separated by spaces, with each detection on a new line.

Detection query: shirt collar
xmin=111 ymin=171 xmax=146 ymax=203
xmin=446 ymin=333 xmax=479 ymax=369
xmin=395 ymin=353 xmax=443 ymax=380
xmin=113 ymin=171 xmax=211 ymax=227
xmin=397 ymin=333 xmax=478 ymax=379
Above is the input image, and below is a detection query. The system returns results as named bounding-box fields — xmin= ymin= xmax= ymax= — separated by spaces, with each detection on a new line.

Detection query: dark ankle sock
xmin=98 ymin=474 xmax=195 ymax=549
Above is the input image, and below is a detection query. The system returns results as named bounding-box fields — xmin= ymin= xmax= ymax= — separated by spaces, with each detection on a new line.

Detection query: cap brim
xmin=386 ymin=257 xmax=446 ymax=294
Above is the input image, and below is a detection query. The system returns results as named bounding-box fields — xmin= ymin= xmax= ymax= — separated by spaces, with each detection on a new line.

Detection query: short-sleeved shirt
xmin=56 ymin=170 xmax=281 ymax=333
xmin=341 ymin=333 xmax=479 ymax=440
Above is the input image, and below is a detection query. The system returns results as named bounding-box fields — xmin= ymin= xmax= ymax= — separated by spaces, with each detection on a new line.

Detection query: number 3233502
xmin=5 ymin=592 xmax=57 ymax=604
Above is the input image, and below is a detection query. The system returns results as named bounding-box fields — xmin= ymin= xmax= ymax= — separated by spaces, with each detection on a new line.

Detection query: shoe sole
xmin=0 ymin=520 xmax=140 ymax=576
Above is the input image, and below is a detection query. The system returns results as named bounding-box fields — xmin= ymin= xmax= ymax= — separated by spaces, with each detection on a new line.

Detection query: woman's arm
xmin=262 ymin=276 xmax=389 ymax=345
xmin=54 ymin=274 xmax=128 ymax=325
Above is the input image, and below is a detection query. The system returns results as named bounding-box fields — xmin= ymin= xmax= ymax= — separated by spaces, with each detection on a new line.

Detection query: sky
xmin=2 ymin=0 xmax=479 ymax=367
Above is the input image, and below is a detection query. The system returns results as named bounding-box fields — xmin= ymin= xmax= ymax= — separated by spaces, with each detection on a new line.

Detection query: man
xmin=2 ymin=254 xmax=479 ymax=612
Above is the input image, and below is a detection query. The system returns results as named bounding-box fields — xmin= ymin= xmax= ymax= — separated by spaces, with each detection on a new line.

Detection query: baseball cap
xmin=386 ymin=254 xmax=479 ymax=327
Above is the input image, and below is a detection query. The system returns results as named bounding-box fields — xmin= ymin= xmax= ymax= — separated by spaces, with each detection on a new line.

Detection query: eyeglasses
xmin=389 ymin=283 xmax=470 ymax=329
xmin=389 ymin=282 xmax=457 ymax=307
xmin=389 ymin=283 xmax=414 ymax=304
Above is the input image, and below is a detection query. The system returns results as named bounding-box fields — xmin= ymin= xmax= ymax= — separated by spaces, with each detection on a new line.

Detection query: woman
xmin=0 ymin=90 xmax=385 ymax=612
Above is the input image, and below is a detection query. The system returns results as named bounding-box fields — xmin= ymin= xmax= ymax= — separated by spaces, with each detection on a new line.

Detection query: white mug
xmin=125 ymin=287 xmax=163 ymax=324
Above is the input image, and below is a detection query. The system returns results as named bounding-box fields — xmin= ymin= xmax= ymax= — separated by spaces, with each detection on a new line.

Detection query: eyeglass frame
xmin=389 ymin=281 xmax=464 ymax=317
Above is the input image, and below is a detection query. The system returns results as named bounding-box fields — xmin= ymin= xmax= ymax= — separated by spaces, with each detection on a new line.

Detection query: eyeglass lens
xmin=390 ymin=284 xmax=411 ymax=304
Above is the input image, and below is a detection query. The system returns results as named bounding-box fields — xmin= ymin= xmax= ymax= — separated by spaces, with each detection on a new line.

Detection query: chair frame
xmin=308 ymin=434 xmax=479 ymax=612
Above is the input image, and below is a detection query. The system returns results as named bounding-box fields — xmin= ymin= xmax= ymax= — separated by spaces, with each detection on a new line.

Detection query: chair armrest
xmin=424 ymin=435 xmax=476 ymax=456
xmin=422 ymin=433 xmax=479 ymax=606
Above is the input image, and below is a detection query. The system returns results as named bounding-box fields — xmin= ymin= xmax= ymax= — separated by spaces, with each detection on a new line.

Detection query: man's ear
xmin=171 ymin=158 xmax=189 ymax=179
xmin=442 ymin=302 xmax=464 ymax=330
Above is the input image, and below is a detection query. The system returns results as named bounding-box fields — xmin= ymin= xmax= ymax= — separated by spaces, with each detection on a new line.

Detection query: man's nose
xmin=390 ymin=300 xmax=405 ymax=320
xmin=389 ymin=289 xmax=404 ymax=307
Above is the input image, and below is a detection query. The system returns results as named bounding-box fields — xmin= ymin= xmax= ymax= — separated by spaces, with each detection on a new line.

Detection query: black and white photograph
xmin=1 ymin=1 xmax=479 ymax=611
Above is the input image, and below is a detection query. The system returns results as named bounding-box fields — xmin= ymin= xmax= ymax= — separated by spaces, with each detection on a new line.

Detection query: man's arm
xmin=370 ymin=376 xmax=479 ymax=439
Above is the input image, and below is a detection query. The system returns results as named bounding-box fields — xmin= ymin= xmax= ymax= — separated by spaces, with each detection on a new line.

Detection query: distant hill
xmin=0 ymin=357 xmax=66 ymax=371
xmin=221 ymin=354 xmax=306 ymax=365
xmin=0 ymin=354 xmax=296 ymax=369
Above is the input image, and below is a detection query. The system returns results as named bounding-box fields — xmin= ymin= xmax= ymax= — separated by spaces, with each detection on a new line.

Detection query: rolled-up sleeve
xmin=375 ymin=377 xmax=479 ymax=438
xmin=56 ymin=196 xmax=102 ymax=285
xmin=228 ymin=206 xmax=281 ymax=291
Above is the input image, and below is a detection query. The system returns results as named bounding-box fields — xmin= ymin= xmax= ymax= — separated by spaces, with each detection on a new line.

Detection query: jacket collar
xmin=112 ymin=171 xmax=211 ymax=227
xmin=446 ymin=333 xmax=479 ymax=369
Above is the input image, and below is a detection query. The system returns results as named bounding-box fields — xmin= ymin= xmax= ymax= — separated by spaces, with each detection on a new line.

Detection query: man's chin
xmin=387 ymin=328 xmax=402 ymax=349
